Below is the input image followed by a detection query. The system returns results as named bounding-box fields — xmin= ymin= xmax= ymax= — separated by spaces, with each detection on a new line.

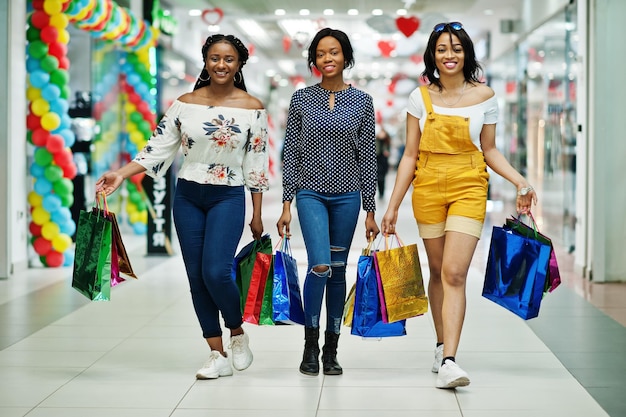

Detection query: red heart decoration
xmin=377 ymin=40 xmax=396 ymax=58
xmin=201 ymin=8 xmax=224 ymax=25
xmin=396 ymin=16 xmax=420 ymax=37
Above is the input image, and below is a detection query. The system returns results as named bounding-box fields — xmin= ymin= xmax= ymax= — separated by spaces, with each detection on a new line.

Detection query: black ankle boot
xmin=299 ymin=327 xmax=320 ymax=376
xmin=322 ymin=330 xmax=343 ymax=375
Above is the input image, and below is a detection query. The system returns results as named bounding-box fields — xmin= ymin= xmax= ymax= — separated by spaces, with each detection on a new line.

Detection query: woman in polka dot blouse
xmin=276 ymin=28 xmax=380 ymax=377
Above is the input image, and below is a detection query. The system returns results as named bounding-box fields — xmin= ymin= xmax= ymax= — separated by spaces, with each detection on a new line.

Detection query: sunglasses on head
xmin=433 ymin=22 xmax=463 ymax=32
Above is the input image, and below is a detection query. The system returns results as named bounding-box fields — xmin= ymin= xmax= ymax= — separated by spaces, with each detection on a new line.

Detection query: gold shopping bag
xmin=373 ymin=235 xmax=428 ymax=322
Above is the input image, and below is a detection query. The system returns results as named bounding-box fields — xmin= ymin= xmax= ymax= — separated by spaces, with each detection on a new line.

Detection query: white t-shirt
xmin=407 ymin=87 xmax=499 ymax=149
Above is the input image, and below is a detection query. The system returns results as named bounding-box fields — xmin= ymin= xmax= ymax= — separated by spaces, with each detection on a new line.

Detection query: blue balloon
xmin=59 ymin=129 xmax=76 ymax=147
xmin=30 ymin=163 xmax=45 ymax=178
xmin=29 ymin=70 xmax=50 ymax=89
xmin=60 ymin=220 xmax=76 ymax=236
xmin=34 ymin=178 xmax=53 ymax=195
xmin=62 ymin=250 xmax=75 ymax=267
xmin=51 ymin=207 xmax=72 ymax=224
xmin=42 ymin=194 xmax=63 ymax=212
xmin=132 ymin=222 xmax=147 ymax=235
xmin=127 ymin=73 xmax=141 ymax=87
xmin=49 ymin=98 xmax=69 ymax=115
xmin=26 ymin=57 xmax=41 ymax=72
xmin=41 ymin=84 xmax=61 ymax=102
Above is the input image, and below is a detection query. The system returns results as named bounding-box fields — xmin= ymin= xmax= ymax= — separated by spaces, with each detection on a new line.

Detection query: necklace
xmin=439 ymin=82 xmax=466 ymax=107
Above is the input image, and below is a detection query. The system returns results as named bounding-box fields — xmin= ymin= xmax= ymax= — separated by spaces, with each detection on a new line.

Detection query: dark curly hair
xmin=421 ymin=23 xmax=482 ymax=90
xmin=193 ymin=34 xmax=250 ymax=91
xmin=307 ymin=28 xmax=355 ymax=73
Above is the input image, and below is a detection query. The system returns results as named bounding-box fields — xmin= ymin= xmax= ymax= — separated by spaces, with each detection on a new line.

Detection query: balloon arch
xmin=26 ymin=0 xmax=158 ymax=267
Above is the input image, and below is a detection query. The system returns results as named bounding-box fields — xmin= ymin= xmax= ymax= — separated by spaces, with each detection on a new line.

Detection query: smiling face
xmin=314 ymin=36 xmax=345 ymax=78
xmin=205 ymin=41 xmax=240 ymax=85
xmin=434 ymin=33 xmax=465 ymax=77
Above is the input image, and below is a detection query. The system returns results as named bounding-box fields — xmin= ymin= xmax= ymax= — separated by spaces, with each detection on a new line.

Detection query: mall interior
xmin=0 ymin=0 xmax=625 ymax=416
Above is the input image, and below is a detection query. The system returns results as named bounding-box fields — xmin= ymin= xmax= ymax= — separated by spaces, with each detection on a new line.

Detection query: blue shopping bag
xmin=272 ymin=238 xmax=305 ymax=325
xmin=482 ymin=226 xmax=551 ymax=320
xmin=351 ymin=251 xmax=406 ymax=337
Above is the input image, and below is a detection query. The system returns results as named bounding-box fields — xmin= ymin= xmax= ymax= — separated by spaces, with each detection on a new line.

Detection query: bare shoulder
xmin=238 ymin=91 xmax=265 ymax=110
xmin=469 ymin=83 xmax=495 ymax=101
xmin=177 ymin=92 xmax=194 ymax=103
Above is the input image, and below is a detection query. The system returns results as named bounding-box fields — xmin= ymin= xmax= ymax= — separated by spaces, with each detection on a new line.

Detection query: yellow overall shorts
xmin=411 ymin=86 xmax=490 ymax=239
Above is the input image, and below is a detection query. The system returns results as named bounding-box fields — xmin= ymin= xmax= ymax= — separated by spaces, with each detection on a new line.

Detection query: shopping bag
xmin=272 ymin=237 xmax=305 ymax=325
xmin=505 ymin=213 xmax=560 ymax=292
xmin=258 ymin=256 xmax=275 ymax=325
xmin=351 ymin=243 xmax=406 ymax=337
xmin=235 ymin=234 xmax=272 ymax=314
xmin=343 ymin=282 xmax=356 ymax=327
xmin=373 ymin=235 xmax=428 ymax=323
xmin=243 ymin=251 xmax=273 ymax=324
xmin=71 ymin=197 xmax=112 ymax=301
xmin=482 ymin=225 xmax=552 ymax=319
xmin=108 ymin=211 xmax=137 ymax=279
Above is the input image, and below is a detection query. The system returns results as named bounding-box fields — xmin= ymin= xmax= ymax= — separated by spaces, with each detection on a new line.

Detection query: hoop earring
xmin=198 ymin=69 xmax=210 ymax=82
xmin=234 ymin=71 xmax=242 ymax=84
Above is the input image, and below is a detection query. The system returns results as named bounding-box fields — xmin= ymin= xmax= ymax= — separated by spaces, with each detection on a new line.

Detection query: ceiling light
xmin=275 ymin=9 xmax=286 ymax=16
xmin=348 ymin=9 xmax=358 ymax=16
xmin=236 ymin=19 xmax=273 ymax=48
xmin=396 ymin=9 xmax=407 ymax=16
xmin=372 ymin=9 xmax=383 ymax=16
xmin=299 ymin=9 xmax=310 ymax=16
xmin=484 ymin=9 xmax=494 ymax=16
xmin=323 ymin=9 xmax=334 ymax=16
xmin=188 ymin=9 xmax=201 ymax=16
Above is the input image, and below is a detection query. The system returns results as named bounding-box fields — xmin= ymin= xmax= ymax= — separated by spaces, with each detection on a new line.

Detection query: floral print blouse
xmin=134 ymin=100 xmax=269 ymax=192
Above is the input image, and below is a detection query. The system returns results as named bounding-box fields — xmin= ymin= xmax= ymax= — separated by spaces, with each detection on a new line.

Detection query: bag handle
xmin=275 ymin=235 xmax=292 ymax=256
xmin=95 ymin=192 xmax=110 ymax=215
xmin=513 ymin=212 xmax=540 ymax=239
xmin=383 ymin=233 xmax=404 ymax=250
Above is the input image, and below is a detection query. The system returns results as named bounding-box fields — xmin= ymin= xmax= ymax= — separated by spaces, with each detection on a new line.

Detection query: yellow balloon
xmin=28 ymin=191 xmax=44 ymax=207
xmin=49 ymin=12 xmax=69 ymax=29
xmin=32 ymin=98 xmax=50 ymax=117
xmin=130 ymin=130 xmax=144 ymax=144
xmin=129 ymin=211 xmax=141 ymax=224
xmin=27 ymin=87 xmax=42 ymax=101
xmin=139 ymin=210 xmax=148 ymax=223
xmin=32 ymin=207 xmax=50 ymax=225
xmin=43 ymin=0 xmax=63 ymax=15
xmin=126 ymin=202 xmax=138 ymax=214
xmin=57 ymin=29 xmax=70 ymax=44
xmin=52 ymin=233 xmax=72 ymax=252
xmin=124 ymin=102 xmax=136 ymax=113
xmin=41 ymin=221 xmax=60 ymax=240
xmin=41 ymin=112 xmax=61 ymax=131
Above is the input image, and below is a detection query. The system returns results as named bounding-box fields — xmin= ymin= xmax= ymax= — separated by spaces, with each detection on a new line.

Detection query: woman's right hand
xmin=381 ymin=209 xmax=398 ymax=236
xmin=95 ymin=171 xmax=124 ymax=196
xmin=276 ymin=206 xmax=292 ymax=238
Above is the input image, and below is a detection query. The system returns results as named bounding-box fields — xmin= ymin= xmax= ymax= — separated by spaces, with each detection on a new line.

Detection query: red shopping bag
xmin=243 ymin=252 xmax=273 ymax=324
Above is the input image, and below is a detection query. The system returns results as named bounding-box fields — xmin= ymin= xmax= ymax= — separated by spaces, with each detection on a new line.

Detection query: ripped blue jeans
xmin=295 ymin=189 xmax=360 ymax=333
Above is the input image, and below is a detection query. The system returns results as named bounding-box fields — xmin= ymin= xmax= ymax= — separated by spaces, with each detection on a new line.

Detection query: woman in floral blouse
xmin=277 ymin=28 xmax=379 ymax=376
xmin=96 ymin=34 xmax=269 ymax=380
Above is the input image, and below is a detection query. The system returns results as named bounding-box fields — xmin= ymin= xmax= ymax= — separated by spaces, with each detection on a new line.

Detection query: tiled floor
xmin=0 ymin=178 xmax=624 ymax=416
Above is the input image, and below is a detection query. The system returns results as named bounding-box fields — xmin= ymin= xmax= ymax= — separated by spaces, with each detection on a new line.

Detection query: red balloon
xmin=40 ymin=26 xmax=59 ymax=45
xmin=58 ymin=56 xmax=70 ymax=70
xmin=32 ymin=0 xmax=44 ymax=10
xmin=32 ymin=128 xmax=51 ymax=147
xmin=45 ymin=250 xmax=64 ymax=267
xmin=29 ymin=221 xmax=43 ymax=236
xmin=31 ymin=11 xmax=49 ymax=29
xmin=46 ymin=134 xmax=65 ymax=153
xmin=48 ymin=42 xmax=67 ymax=60
xmin=62 ymin=163 xmax=77 ymax=180
xmin=128 ymin=92 xmax=142 ymax=105
xmin=33 ymin=236 xmax=52 ymax=256
xmin=27 ymin=113 xmax=42 ymax=130
xmin=53 ymin=148 xmax=72 ymax=166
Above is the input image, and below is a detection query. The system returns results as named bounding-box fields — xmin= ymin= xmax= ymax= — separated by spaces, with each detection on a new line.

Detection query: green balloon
xmin=60 ymin=193 xmax=74 ymax=208
xmin=138 ymin=120 xmax=151 ymax=134
xmin=130 ymin=111 xmax=143 ymax=124
xmin=129 ymin=190 xmax=142 ymax=205
xmin=53 ymin=178 xmax=73 ymax=195
xmin=61 ymin=84 xmax=71 ymax=100
xmin=28 ymin=41 xmax=48 ymax=59
xmin=26 ymin=27 xmax=41 ymax=42
xmin=44 ymin=165 xmax=63 ymax=182
xmin=50 ymin=69 xmax=69 ymax=87
xmin=27 ymin=131 xmax=33 ymax=144
xmin=34 ymin=148 xmax=53 ymax=166
xmin=135 ymin=200 xmax=146 ymax=211
xmin=40 ymin=55 xmax=59 ymax=73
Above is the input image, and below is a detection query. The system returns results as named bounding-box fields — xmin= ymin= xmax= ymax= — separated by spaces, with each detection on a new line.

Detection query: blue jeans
xmin=173 ymin=179 xmax=245 ymax=338
xmin=295 ymin=190 xmax=360 ymax=333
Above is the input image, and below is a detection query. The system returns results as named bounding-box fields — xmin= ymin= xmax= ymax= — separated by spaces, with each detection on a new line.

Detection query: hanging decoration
xmin=25 ymin=0 xmax=158 ymax=267
xmin=396 ymin=16 xmax=420 ymax=38
xmin=377 ymin=40 xmax=396 ymax=58
xmin=201 ymin=8 xmax=224 ymax=26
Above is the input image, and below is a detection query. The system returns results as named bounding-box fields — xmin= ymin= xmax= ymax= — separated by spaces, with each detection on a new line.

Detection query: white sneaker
xmin=196 ymin=351 xmax=233 ymax=380
xmin=432 ymin=344 xmax=444 ymax=373
xmin=229 ymin=333 xmax=253 ymax=371
xmin=436 ymin=359 xmax=470 ymax=389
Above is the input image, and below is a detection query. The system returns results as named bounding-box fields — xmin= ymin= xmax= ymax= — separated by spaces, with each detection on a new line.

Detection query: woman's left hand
xmin=516 ymin=186 xmax=538 ymax=214
xmin=365 ymin=213 xmax=380 ymax=241
xmin=249 ymin=216 xmax=263 ymax=240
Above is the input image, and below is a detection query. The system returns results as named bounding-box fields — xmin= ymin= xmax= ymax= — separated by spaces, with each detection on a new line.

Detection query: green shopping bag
xmin=259 ymin=256 xmax=275 ymax=325
xmin=235 ymin=235 xmax=272 ymax=314
xmin=71 ymin=206 xmax=112 ymax=301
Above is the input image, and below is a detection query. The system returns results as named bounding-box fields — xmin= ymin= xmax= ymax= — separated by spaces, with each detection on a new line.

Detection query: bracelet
xmin=517 ymin=186 xmax=533 ymax=196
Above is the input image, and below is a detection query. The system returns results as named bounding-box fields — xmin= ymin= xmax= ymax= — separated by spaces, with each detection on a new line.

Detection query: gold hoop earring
xmin=234 ymin=71 xmax=242 ymax=84
xmin=198 ymin=69 xmax=210 ymax=82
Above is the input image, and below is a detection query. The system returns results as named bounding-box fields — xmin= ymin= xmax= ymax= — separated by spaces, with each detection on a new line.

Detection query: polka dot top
xmin=282 ymin=84 xmax=377 ymax=212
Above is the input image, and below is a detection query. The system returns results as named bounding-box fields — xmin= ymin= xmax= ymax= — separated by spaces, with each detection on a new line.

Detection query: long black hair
xmin=193 ymin=34 xmax=250 ymax=91
xmin=307 ymin=28 xmax=355 ymax=73
xmin=421 ymin=23 xmax=482 ymax=90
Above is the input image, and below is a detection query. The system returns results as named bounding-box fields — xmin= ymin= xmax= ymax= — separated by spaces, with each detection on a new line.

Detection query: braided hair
xmin=193 ymin=34 xmax=250 ymax=91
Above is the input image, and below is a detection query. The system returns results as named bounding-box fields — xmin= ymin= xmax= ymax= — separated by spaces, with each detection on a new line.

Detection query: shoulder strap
xmin=419 ymin=86 xmax=435 ymax=120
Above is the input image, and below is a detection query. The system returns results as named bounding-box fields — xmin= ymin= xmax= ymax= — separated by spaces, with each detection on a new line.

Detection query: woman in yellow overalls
xmin=382 ymin=22 xmax=537 ymax=389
